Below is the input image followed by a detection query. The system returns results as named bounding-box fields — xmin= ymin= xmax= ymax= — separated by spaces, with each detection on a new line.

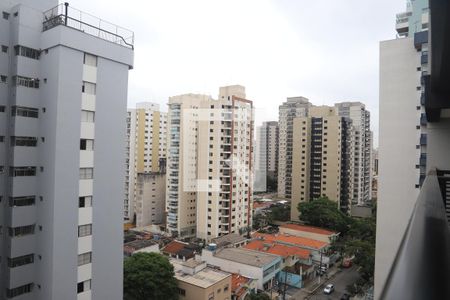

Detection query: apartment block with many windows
xmin=376 ymin=0 xmax=429 ymax=296
xmin=290 ymin=106 xmax=352 ymax=220
xmin=277 ymin=97 xmax=312 ymax=199
xmin=0 ymin=1 xmax=133 ymax=299
xmin=125 ymin=102 xmax=167 ymax=222
xmin=335 ymin=102 xmax=372 ymax=206
xmin=166 ymin=86 xmax=253 ymax=241
xmin=254 ymin=121 xmax=278 ymax=192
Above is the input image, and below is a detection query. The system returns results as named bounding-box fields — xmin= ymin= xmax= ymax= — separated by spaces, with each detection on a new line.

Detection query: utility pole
xmin=318 ymin=250 xmax=323 ymax=284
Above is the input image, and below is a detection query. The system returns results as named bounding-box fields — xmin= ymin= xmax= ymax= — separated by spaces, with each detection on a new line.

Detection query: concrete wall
xmin=177 ymin=275 xmax=231 ymax=300
xmin=376 ymin=37 xmax=421 ymax=298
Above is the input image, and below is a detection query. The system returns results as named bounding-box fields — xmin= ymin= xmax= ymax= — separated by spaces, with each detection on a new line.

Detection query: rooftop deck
xmin=42 ymin=3 xmax=134 ymax=49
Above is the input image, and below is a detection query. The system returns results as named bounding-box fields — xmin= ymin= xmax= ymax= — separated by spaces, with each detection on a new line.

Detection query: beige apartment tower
xmin=125 ymin=102 xmax=167 ymax=222
xmin=278 ymin=97 xmax=312 ymax=199
xmin=166 ymin=86 xmax=253 ymax=240
xmin=291 ymin=106 xmax=352 ymax=221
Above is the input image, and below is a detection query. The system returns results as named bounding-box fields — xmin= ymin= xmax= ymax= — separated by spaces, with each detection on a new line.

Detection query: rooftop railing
xmin=42 ymin=3 xmax=134 ymax=49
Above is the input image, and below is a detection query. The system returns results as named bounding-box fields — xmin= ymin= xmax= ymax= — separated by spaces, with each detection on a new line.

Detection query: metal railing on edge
xmin=380 ymin=169 xmax=450 ymax=299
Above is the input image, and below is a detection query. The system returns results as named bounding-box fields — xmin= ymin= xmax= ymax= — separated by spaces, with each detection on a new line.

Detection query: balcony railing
xmin=42 ymin=3 xmax=134 ymax=49
xmin=380 ymin=169 xmax=450 ymax=299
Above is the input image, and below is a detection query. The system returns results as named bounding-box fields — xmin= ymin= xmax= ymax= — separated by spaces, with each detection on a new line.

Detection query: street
xmin=286 ymin=266 xmax=360 ymax=300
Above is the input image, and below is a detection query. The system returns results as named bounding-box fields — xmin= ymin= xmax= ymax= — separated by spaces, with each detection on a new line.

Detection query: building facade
xmin=125 ymin=102 xmax=167 ymax=222
xmin=376 ymin=0 xmax=429 ymax=297
xmin=335 ymin=102 xmax=372 ymax=206
xmin=290 ymin=106 xmax=352 ymax=220
xmin=166 ymin=86 xmax=253 ymax=240
xmin=0 ymin=1 xmax=133 ymax=300
xmin=278 ymin=97 xmax=312 ymax=199
xmin=135 ymin=172 xmax=166 ymax=228
xmin=255 ymin=121 xmax=278 ymax=192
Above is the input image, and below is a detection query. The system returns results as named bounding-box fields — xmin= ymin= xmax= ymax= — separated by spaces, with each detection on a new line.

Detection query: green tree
xmin=269 ymin=205 xmax=290 ymax=222
xmin=124 ymin=252 xmax=178 ymax=300
xmin=245 ymin=291 xmax=271 ymax=300
xmin=297 ymin=196 xmax=350 ymax=234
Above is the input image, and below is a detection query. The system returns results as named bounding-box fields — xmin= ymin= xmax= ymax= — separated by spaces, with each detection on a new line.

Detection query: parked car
xmin=340 ymin=293 xmax=350 ymax=300
xmin=323 ymin=284 xmax=335 ymax=294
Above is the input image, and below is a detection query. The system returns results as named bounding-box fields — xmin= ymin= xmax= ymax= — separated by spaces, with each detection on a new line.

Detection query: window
xmin=84 ymin=53 xmax=97 ymax=66
xmin=77 ymin=279 xmax=91 ymax=294
xmin=80 ymin=168 xmax=94 ymax=179
xmin=1 ymin=45 xmax=7 ymax=53
xmin=2 ymin=12 xmax=9 ymax=20
xmin=78 ymin=252 xmax=92 ymax=266
xmin=82 ymin=81 xmax=96 ymax=95
xmin=9 ymin=196 xmax=35 ymax=207
xmin=0 ymin=166 xmax=4 ymax=174
xmin=178 ymin=288 xmax=186 ymax=296
xmin=14 ymin=45 xmax=40 ymax=60
xmin=78 ymin=224 xmax=92 ymax=237
xmin=11 ymin=136 xmax=37 ymax=147
xmin=80 ymin=139 xmax=94 ymax=150
xmin=13 ymin=75 xmax=39 ymax=88
xmin=79 ymin=196 xmax=93 ymax=207
xmin=11 ymin=106 xmax=38 ymax=118
xmin=10 ymin=166 xmax=36 ymax=177
xmin=81 ymin=110 xmax=95 ymax=122
xmin=0 ymin=105 xmax=4 ymax=112
xmin=8 ymin=254 xmax=34 ymax=268
xmin=6 ymin=283 xmax=33 ymax=298
xmin=224 ymin=284 xmax=229 ymax=292
xmin=8 ymin=224 xmax=35 ymax=237
xmin=0 ymin=75 xmax=6 ymax=83
xmin=0 ymin=136 xmax=4 ymax=142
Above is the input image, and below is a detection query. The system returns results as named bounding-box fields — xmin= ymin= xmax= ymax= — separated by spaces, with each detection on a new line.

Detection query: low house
xmin=211 ymin=233 xmax=249 ymax=248
xmin=162 ymin=240 xmax=196 ymax=261
xmin=200 ymin=247 xmax=282 ymax=290
xmin=279 ymin=224 xmax=340 ymax=243
xmin=244 ymin=240 xmax=313 ymax=288
xmin=123 ymin=240 xmax=159 ymax=257
xmin=231 ymin=274 xmax=257 ymax=300
xmin=253 ymin=233 xmax=337 ymax=267
xmin=244 ymin=240 xmax=312 ymax=267
xmin=172 ymin=259 xmax=232 ymax=300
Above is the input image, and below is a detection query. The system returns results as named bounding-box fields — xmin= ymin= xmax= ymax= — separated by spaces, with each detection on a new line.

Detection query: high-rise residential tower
xmin=166 ymin=85 xmax=253 ymax=240
xmin=255 ymin=121 xmax=279 ymax=192
xmin=125 ymin=102 xmax=167 ymax=222
xmin=278 ymin=97 xmax=312 ymax=199
xmin=290 ymin=106 xmax=352 ymax=220
xmin=335 ymin=102 xmax=372 ymax=206
xmin=376 ymin=0 xmax=429 ymax=296
xmin=0 ymin=1 xmax=134 ymax=300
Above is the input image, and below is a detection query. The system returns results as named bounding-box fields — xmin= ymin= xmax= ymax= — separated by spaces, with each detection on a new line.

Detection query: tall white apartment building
xmin=166 ymin=85 xmax=253 ymax=241
xmin=255 ymin=121 xmax=278 ymax=192
xmin=125 ymin=102 xmax=167 ymax=222
xmin=335 ymin=102 xmax=372 ymax=206
xmin=376 ymin=0 xmax=429 ymax=297
xmin=0 ymin=1 xmax=133 ymax=300
xmin=278 ymin=97 xmax=312 ymax=199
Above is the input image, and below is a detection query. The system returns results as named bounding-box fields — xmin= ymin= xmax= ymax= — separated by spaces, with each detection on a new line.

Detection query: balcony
xmin=420 ymin=134 xmax=427 ymax=145
xmin=380 ymin=169 xmax=450 ymax=299
xmin=42 ymin=3 xmax=134 ymax=49
xmin=421 ymin=52 xmax=429 ymax=65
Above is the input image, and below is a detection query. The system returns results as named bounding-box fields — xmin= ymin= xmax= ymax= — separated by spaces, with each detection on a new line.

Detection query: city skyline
xmin=71 ymin=0 xmax=406 ymax=146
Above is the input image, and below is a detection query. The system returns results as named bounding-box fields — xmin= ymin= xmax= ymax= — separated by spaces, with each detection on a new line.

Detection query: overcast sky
xmin=73 ymin=0 xmax=406 ymax=146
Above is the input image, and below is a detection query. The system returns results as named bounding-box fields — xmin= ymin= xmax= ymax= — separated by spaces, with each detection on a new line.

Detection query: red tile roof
xmin=161 ymin=240 xmax=186 ymax=255
xmin=231 ymin=274 xmax=251 ymax=298
xmin=252 ymin=202 xmax=272 ymax=209
xmin=244 ymin=240 xmax=311 ymax=259
xmin=252 ymin=232 xmax=328 ymax=250
xmin=280 ymin=223 xmax=337 ymax=235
